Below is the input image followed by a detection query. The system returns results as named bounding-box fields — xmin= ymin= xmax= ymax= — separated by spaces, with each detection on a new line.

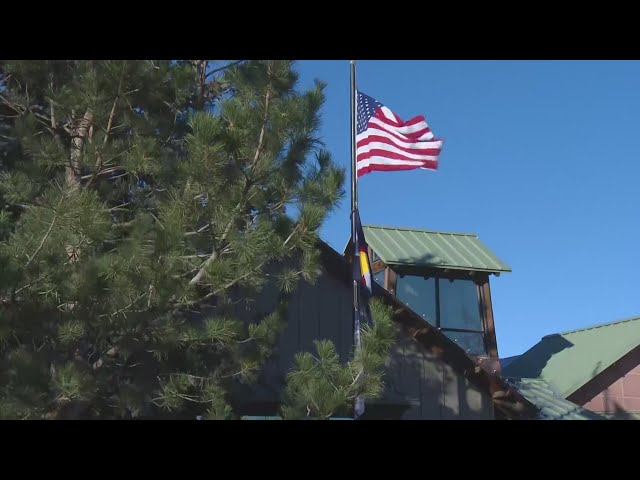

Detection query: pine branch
xmin=0 ymin=93 xmax=19 ymax=112
xmin=109 ymin=201 xmax=131 ymax=211
xmin=49 ymin=99 xmax=56 ymax=129
xmin=349 ymin=368 xmax=364 ymax=389
xmin=220 ymin=368 xmax=251 ymax=379
xmin=106 ymin=172 xmax=128 ymax=181
xmin=79 ymin=166 xmax=124 ymax=181
xmin=250 ymin=65 xmax=273 ymax=171
xmin=184 ymin=224 xmax=212 ymax=237
xmin=13 ymin=272 xmax=51 ymax=296
xmin=308 ymin=397 xmax=322 ymax=417
xmin=104 ymin=63 xmax=125 ymax=147
xmin=187 ymin=211 xmax=235 ymax=286
xmin=188 ymin=70 xmax=273 ymax=286
xmin=8 ymin=237 xmax=92 ymax=302
xmin=100 ymin=292 xmax=148 ymax=319
xmin=187 ymin=222 xmax=300 ymax=305
xmin=48 ymin=96 xmax=64 ymax=148
xmin=82 ymin=65 xmax=126 ymax=189
xmin=0 ymin=93 xmax=53 ymax=130
xmin=205 ymin=60 xmax=246 ymax=79
xmin=165 ymin=373 xmax=209 ymax=381
xmin=24 ymin=194 xmax=64 ymax=268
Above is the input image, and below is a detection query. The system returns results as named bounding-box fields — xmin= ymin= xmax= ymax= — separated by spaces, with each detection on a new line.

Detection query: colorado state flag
xmin=352 ymin=208 xmax=372 ymax=419
xmin=353 ymin=208 xmax=372 ymax=294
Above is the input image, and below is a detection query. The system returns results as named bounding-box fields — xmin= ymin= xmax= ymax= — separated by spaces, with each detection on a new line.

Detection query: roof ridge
xmin=363 ymin=224 xmax=478 ymax=237
xmin=544 ymin=315 xmax=640 ymax=337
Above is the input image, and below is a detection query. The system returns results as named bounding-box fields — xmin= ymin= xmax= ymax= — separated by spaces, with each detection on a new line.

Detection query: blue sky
xmin=296 ymin=60 xmax=640 ymax=358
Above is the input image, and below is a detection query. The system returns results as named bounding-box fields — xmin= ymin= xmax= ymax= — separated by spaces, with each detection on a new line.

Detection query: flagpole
xmin=350 ymin=60 xmax=360 ymax=350
xmin=350 ymin=60 xmax=366 ymax=421
xmin=350 ymin=60 xmax=357 ymax=224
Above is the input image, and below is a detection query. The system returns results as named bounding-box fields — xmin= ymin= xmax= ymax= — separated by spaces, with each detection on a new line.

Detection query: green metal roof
xmin=505 ymin=378 xmax=605 ymax=420
xmin=503 ymin=315 xmax=640 ymax=398
xmin=601 ymin=411 xmax=640 ymax=420
xmin=361 ymin=224 xmax=512 ymax=274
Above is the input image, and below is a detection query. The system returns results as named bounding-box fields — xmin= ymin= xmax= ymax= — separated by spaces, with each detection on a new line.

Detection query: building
xmin=502 ymin=316 xmax=640 ymax=419
xmin=236 ymin=224 xmax=539 ymax=420
xmin=350 ymin=224 xmax=511 ymax=376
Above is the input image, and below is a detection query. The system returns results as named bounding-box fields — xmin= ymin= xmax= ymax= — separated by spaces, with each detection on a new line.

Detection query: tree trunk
xmin=66 ymin=110 xmax=93 ymax=188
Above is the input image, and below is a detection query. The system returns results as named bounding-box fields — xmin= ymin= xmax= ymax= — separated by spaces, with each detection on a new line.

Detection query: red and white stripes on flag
xmin=356 ymin=91 xmax=443 ymax=178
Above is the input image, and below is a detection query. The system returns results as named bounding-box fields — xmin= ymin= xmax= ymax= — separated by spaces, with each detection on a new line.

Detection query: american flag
xmin=356 ymin=91 xmax=443 ymax=178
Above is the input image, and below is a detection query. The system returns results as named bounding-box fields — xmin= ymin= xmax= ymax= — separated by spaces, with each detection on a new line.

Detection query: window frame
xmin=367 ymin=248 xmax=497 ymax=358
xmin=394 ymin=267 xmax=489 ymax=356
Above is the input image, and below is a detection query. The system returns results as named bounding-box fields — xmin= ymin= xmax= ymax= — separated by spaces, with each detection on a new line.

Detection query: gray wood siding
xmin=383 ymin=326 xmax=493 ymax=419
xmin=239 ymin=265 xmax=494 ymax=419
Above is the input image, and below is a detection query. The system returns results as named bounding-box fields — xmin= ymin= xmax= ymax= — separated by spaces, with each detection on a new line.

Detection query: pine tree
xmin=0 ymin=60 xmax=348 ymax=419
xmin=281 ymin=297 xmax=395 ymax=419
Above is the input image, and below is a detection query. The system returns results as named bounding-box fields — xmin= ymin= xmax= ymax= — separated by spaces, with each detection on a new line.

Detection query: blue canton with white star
xmin=357 ymin=91 xmax=383 ymax=135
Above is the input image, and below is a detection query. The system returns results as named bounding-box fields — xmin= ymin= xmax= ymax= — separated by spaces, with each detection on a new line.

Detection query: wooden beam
xmin=387 ymin=267 xmax=398 ymax=296
xmin=480 ymin=276 xmax=500 ymax=364
xmin=392 ymin=264 xmax=495 ymax=281
xmin=372 ymin=259 xmax=386 ymax=273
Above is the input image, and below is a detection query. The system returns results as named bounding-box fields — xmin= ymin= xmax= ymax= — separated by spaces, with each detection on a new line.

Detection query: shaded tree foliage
xmin=0 ymin=60 xmax=351 ymax=419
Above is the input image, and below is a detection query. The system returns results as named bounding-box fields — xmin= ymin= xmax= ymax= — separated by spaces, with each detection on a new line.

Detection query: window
xmin=439 ymin=278 xmax=483 ymax=331
xmin=371 ymin=250 xmax=381 ymax=262
xmin=373 ymin=270 xmax=385 ymax=287
xmin=394 ymin=274 xmax=487 ymax=355
xmin=396 ymin=275 xmax=437 ymax=327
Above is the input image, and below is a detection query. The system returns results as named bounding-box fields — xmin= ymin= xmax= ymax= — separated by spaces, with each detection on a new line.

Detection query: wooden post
xmin=480 ymin=276 xmax=499 ymax=363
